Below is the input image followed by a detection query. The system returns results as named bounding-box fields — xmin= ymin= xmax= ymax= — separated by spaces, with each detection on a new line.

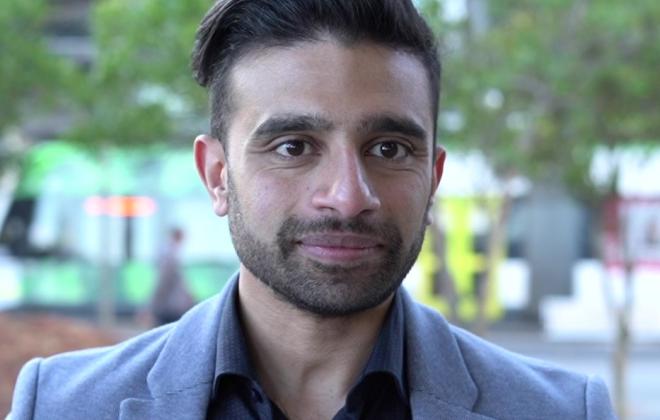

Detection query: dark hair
xmin=192 ymin=0 xmax=441 ymax=142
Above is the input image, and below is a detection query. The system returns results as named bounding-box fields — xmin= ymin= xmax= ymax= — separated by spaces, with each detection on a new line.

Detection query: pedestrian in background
xmin=150 ymin=227 xmax=194 ymax=325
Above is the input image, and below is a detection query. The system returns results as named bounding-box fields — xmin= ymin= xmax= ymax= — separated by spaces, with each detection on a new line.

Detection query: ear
xmin=194 ymin=134 xmax=229 ymax=216
xmin=425 ymin=146 xmax=446 ymax=225
xmin=431 ymin=146 xmax=446 ymax=192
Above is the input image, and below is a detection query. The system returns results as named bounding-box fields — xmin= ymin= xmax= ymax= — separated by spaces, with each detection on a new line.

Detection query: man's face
xmin=196 ymin=39 xmax=444 ymax=316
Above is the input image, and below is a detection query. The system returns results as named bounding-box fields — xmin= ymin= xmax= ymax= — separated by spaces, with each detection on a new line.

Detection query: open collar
xmin=357 ymin=289 xmax=407 ymax=402
xmin=119 ymin=276 xmax=491 ymax=419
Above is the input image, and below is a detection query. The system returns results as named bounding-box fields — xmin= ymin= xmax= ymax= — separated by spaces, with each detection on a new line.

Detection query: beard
xmin=226 ymin=175 xmax=427 ymax=317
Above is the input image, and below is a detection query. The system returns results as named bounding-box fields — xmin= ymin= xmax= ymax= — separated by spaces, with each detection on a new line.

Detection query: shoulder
xmin=9 ymin=280 xmax=236 ymax=419
xmin=450 ymin=325 xmax=612 ymax=417
xmin=9 ymin=286 xmax=232 ymax=419
xmin=402 ymin=294 xmax=615 ymax=419
xmin=10 ymin=324 xmax=173 ymax=419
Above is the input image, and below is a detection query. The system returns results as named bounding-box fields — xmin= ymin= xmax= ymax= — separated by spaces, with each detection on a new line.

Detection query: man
xmin=10 ymin=0 xmax=616 ymax=419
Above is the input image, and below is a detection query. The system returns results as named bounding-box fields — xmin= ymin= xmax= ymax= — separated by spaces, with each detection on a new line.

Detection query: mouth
xmin=296 ymin=233 xmax=384 ymax=264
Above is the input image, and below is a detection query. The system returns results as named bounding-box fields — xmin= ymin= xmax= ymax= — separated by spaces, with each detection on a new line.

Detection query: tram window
xmin=0 ymin=198 xmax=42 ymax=257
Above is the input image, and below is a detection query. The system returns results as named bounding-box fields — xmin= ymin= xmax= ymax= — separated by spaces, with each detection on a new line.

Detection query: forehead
xmin=225 ymin=39 xmax=433 ymax=139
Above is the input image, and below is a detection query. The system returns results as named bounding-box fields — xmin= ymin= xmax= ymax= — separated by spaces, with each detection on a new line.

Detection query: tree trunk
xmin=429 ymin=219 xmax=460 ymax=324
xmin=97 ymin=150 xmax=116 ymax=328
xmin=614 ymin=217 xmax=635 ymax=420
xmin=475 ymin=194 xmax=511 ymax=337
xmin=599 ymin=196 xmax=632 ymax=419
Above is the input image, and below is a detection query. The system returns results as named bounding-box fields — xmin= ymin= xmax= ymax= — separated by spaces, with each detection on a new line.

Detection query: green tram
xmin=0 ymin=140 xmax=239 ymax=313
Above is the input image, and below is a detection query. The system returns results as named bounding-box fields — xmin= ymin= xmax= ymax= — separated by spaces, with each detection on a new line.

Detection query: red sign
xmin=604 ymin=197 xmax=660 ymax=269
xmin=84 ymin=196 xmax=157 ymax=217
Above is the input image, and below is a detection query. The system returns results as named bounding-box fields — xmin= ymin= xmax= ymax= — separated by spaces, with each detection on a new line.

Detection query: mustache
xmin=277 ymin=216 xmax=382 ymax=238
xmin=276 ymin=216 xmax=402 ymax=259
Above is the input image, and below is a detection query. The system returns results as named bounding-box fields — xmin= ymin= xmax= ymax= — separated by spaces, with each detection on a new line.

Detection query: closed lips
xmin=298 ymin=234 xmax=382 ymax=248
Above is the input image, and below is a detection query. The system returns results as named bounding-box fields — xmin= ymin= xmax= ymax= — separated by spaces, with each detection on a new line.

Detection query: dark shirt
xmin=206 ymin=284 xmax=410 ymax=419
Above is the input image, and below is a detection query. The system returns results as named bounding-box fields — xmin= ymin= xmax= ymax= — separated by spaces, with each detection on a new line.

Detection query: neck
xmin=237 ymin=266 xmax=393 ymax=420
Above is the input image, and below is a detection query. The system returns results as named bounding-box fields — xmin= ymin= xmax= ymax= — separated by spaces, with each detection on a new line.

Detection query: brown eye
xmin=368 ymin=141 xmax=409 ymax=160
xmin=275 ymin=140 xmax=311 ymax=157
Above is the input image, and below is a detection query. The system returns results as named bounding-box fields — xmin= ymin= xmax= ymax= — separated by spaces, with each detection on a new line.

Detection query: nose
xmin=311 ymin=150 xmax=381 ymax=218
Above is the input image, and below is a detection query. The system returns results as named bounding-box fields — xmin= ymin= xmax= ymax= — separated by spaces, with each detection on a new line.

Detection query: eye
xmin=367 ymin=141 xmax=410 ymax=160
xmin=274 ymin=140 xmax=313 ymax=157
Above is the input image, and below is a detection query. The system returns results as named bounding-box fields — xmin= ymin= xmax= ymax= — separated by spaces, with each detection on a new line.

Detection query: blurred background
xmin=0 ymin=0 xmax=658 ymax=418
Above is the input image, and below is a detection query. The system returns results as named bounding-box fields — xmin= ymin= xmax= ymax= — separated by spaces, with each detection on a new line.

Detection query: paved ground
xmin=487 ymin=328 xmax=660 ymax=420
xmin=0 ymin=313 xmax=120 ymax=416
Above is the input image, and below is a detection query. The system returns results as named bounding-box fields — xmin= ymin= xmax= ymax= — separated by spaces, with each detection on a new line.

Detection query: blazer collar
xmin=399 ymin=289 xmax=493 ymax=419
xmin=119 ymin=273 xmax=240 ymax=420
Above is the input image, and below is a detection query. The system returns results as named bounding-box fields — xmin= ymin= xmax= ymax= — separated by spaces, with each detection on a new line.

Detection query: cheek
xmin=241 ymin=173 xmax=305 ymax=227
xmin=377 ymin=179 xmax=431 ymax=230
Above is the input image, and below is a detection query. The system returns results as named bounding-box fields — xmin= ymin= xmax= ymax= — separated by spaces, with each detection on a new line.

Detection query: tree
xmin=69 ymin=0 xmax=211 ymax=149
xmin=60 ymin=0 xmax=213 ymax=327
xmin=418 ymin=0 xmax=660 ymax=417
xmin=422 ymin=0 xmax=659 ymax=185
xmin=0 ymin=0 xmax=74 ymax=172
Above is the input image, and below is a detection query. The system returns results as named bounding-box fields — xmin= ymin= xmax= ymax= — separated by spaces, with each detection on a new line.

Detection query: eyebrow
xmin=358 ymin=115 xmax=428 ymax=142
xmin=251 ymin=114 xmax=334 ymax=139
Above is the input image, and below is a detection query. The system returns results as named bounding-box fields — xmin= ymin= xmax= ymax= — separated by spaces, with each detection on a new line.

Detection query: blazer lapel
xmin=119 ymin=274 xmax=240 ymax=420
xmin=400 ymin=289 xmax=492 ymax=419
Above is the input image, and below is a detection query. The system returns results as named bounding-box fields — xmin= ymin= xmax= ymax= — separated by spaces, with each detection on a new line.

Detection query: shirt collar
xmin=357 ymin=288 xmax=408 ymax=402
xmin=213 ymin=279 xmax=257 ymax=383
xmin=213 ymin=278 xmax=407 ymax=399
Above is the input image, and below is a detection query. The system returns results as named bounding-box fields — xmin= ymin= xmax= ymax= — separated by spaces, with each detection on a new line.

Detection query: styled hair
xmin=191 ymin=0 xmax=441 ymax=142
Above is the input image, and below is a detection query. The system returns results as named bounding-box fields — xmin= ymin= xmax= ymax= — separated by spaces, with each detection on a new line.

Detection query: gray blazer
xmin=9 ymin=275 xmax=616 ymax=419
